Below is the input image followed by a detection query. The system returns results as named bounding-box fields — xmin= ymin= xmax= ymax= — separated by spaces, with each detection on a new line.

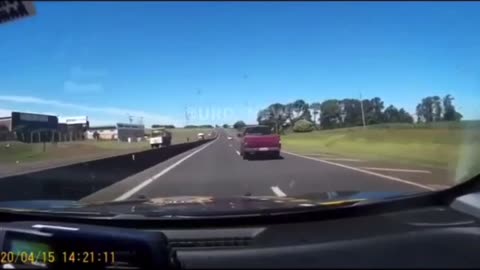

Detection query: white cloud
xmin=0 ymin=108 xmax=12 ymax=118
xmin=70 ymin=66 xmax=108 ymax=81
xmin=86 ymin=117 xmax=123 ymax=127
xmin=64 ymin=80 xmax=104 ymax=93
xmin=63 ymin=66 xmax=109 ymax=94
xmin=0 ymin=108 xmax=59 ymax=118
xmin=0 ymin=95 xmax=181 ymax=127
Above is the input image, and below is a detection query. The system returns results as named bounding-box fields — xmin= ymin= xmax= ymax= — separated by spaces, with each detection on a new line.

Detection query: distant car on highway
xmin=239 ymin=125 xmax=281 ymax=160
xmin=197 ymin=133 xmax=205 ymax=140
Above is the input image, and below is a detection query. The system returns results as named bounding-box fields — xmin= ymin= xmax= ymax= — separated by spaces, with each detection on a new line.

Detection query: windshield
xmin=0 ymin=2 xmax=479 ymax=217
xmin=244 ymin=127 xmax=273 ymax=136
xmin=151 ymin=130 xmax=168 ymax=137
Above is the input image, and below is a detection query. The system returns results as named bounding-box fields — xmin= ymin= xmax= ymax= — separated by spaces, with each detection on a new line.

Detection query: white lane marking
xmin=282 ymin=150 xmax=435 ymax=191
xmin=327 ymin=191 xmax=339 ymax=199
xmin=235 ymin=150 xmax=241 ymax=156
xmin=428 ymin=184 xmax=452 ymax=190
xmin=114 ymin=139 xmax=218 ymax=201
xmin=32 ymin=224 xmax=78 ymax=231
xmin=304 ymin=153 xmax=337 ymax=157
xmin=299 ymin=203 xmax=315 ymax=207
xmin=360 ymin=167 xmax=432 ymax=174
xmin=321 ymin=158 xmax=364 ymax=162
xmin=271 ymin=186 xmax=287 ymax=197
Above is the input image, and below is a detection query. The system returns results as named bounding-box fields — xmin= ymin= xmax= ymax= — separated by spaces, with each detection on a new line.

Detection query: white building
xmin=86 ymin=123 xmax=145 ymax=142
xmin=58 ymin=116 xmax=89 ymax=141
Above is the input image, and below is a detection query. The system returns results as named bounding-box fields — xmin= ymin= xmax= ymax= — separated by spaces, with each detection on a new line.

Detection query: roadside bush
xmin=293 ymin=120 xmax=314 ymax=133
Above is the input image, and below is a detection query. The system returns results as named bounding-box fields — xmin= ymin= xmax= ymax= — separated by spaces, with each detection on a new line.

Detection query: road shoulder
xmin=80 ymin=139 xmax=217 ymax=203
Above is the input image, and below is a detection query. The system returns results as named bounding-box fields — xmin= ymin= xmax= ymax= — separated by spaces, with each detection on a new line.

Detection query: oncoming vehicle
xmin=197 ymin=133 xmax=205 ymax=140
xmin=239 ymin=125 xmax=281 ymax=160
xmin=149 ymin=129 xmax=172 ymax=149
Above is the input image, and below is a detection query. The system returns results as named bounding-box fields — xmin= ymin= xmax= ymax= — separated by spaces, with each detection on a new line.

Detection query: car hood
xmin=0 ymin=191 xmax=412 ymax=217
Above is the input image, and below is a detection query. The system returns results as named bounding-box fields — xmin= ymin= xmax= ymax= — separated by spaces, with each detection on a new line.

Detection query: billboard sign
xmin=19 ymin=112 xmax=48 ymax=122
xmin=59 ymin=116 xmax=88 ymax=125
xmin=0 ymin=1 xmax=36 ymax=25
xmin=11 ymin=111 xmax=58 ymax=130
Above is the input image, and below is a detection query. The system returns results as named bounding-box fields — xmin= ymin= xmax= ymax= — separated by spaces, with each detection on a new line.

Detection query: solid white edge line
xmin=321 ymin=158 xmax=364 ymax=162
xmin=282 ymin=150 xmax=435 ymax=191
xmin=271 ymin=186 xmax=287 ymax=197
xmin=114 ymin=139 xmax=218 ymax=201
xmin=360 ymin=167 xmax=432 ymax=174
xmin=427 ymin=184 xmax=452 ymax=189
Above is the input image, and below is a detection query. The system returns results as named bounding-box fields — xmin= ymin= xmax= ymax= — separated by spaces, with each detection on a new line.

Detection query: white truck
xmin=149 ymin=129 xmax=172 ymax=149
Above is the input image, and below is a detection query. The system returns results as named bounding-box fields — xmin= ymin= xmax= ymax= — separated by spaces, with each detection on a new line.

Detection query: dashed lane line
xmin=271 ymin=186 xmax=287 ymax=197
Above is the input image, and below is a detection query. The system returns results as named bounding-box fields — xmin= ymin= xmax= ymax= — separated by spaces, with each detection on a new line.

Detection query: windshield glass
xmin=244 ymin=127 xmax=273 ymax=136
xmin=0 ymin=2 xmax=479 ymax=217
xmin=151 ymin=130 xmax=168 ymax=137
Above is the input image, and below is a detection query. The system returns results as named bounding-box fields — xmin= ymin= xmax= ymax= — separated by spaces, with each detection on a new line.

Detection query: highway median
xmin=0 ymin=137 xmax=215 ymax=201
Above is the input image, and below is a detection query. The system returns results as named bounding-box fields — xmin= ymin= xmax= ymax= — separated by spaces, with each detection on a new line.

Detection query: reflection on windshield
xmin=245 ymin=127 xmax=273 ymax=135
xmin=0 ymin=2 xmax=479 ymax=216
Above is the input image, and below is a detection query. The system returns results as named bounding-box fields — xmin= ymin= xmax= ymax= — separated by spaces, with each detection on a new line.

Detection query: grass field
xmin=168 ymin=128 xmax=213 ymax=144
xmin=281 ymin=122 xmax=480 ymax=181
xmin=0 ymin=128 xmax=213 ymax=165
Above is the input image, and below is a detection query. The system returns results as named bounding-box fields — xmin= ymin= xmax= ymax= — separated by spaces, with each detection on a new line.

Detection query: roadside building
xmin=0 ymin=112 xmax=59 ymax=143
xmin=86 ymin=123 xmax=145 ymax=142
xmin=86 ymin=125 xmax=117 ymax=140
xmin=58 ymin=116 xmax=89 ymax=141
xmin=0 ymin=116 xmax=13 ymax=141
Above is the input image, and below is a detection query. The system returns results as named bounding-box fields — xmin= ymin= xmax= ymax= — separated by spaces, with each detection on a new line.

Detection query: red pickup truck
xmin=239 ymin=125 xmax=281 ymax=160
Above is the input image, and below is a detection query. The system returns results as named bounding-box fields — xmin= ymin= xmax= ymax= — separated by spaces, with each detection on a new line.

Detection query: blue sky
xmin=1 ymin=2 xmax=479 ymax=127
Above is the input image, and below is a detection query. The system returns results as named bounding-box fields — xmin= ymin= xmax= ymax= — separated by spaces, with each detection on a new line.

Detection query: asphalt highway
xmin=82 ymin=128 xmax=429 ymax=203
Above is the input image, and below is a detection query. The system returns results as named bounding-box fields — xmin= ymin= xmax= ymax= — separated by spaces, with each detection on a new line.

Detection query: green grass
xmin=0 ymin=128 xmax=214 ymax=164
xmin=281 ymin=123 xmax=480 ymax=180
xmin=357 ymin=120 xmax=480 ymax=130
xmin=70 ymin=140 xmax=149 ymax=150
xmin=0 ymin=141 xmax=146 ymax=164
xmin=168 ymin=128 xmax=213 ymax=144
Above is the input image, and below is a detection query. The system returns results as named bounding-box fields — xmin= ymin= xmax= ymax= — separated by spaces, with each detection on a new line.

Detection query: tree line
xmin=232 ymin=94 xmax=463 ymax=133
xmin=184 ymin=125 xmax=214 ymax=129
xmin=152 ymin=124 xmax=176 ymax=129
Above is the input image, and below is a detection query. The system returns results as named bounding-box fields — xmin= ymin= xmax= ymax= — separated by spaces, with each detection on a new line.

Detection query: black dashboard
xmin=1 ymin=179 xmax=480 ymax=269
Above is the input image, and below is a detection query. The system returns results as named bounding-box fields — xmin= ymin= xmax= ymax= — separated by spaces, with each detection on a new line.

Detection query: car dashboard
xmin=1 ymin=188 xmax=480 ymax=269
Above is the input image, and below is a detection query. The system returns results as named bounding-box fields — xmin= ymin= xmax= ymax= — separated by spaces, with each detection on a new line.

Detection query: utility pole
xmin=360 ymin=92 xmax=366 ymax=128
xmin=184 ymin=106 xmax=190 ymax=127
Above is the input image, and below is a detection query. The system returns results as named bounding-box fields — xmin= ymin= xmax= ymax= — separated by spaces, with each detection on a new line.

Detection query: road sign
xmin=0 ymin=1 xmax=36 ymax=25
